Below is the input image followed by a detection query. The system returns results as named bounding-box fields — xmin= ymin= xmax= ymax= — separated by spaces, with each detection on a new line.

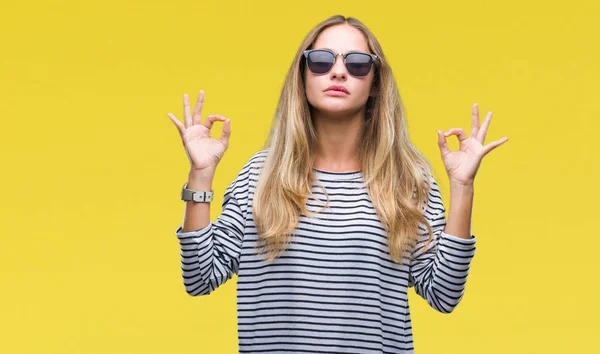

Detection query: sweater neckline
xmin=312 ymin=167 xmax=363 ymax=181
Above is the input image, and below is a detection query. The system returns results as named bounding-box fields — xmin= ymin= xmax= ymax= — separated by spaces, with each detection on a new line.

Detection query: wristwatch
xmin=181 ymin=183 xmax=214 ymax=203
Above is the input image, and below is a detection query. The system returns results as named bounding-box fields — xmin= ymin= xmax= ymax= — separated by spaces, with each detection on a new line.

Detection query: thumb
xmin=437 ymin=130 xmax=451 ymax=156
xmin=219 ymin=118 xmax=231 ymax=147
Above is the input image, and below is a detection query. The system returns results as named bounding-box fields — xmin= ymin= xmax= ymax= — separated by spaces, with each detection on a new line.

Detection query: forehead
xmin=312 ymin=24 xmax=369 ymax=53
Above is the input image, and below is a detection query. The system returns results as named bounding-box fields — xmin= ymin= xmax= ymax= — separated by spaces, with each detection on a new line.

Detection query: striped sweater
xmin=175 ymin=149 xmax=476 ymax=353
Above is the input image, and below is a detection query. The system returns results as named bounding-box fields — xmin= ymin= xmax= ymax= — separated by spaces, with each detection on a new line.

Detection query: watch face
xmin=181 ymin=187 xmax=194 ymax=201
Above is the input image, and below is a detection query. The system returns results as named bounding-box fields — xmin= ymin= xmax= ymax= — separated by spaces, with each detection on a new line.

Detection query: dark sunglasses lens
xmin=346 ymin=53 xmax=373 ymax=77
xmin=307 ymin=51 xmax=334 ymax=74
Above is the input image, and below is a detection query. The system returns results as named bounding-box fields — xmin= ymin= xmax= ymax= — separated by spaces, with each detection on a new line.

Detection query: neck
xmin=311 ymin=107 xmax=365 ymax=172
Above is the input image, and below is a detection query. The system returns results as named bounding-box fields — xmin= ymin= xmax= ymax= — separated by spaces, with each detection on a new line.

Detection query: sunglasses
xmin=303 ymin=49 xmax=378 ymax=78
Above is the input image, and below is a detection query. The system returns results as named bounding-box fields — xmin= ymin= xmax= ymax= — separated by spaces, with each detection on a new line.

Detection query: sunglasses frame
xmin=302 ymin=49 xmax=378 ymax=78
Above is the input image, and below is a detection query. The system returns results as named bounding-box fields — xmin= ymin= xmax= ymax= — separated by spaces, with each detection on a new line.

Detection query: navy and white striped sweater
xmin=175 ymin=149 xmax=476 ymax=353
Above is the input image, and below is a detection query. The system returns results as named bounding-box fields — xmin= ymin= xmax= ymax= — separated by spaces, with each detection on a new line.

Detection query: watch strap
xmin=181 ymin=183 xmax=214 ymax=203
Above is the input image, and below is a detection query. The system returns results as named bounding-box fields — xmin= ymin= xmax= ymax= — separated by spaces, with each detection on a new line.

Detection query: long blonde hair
xmin=252 ymin=15 xmax=436 ymax=263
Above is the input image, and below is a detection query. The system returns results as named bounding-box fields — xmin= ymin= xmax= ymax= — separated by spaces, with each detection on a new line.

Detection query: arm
xmin=174 ymin=163 xmax=251 ymax=296
xmin=445 ymin=182 xmax=474 ymax=240
xmin=408 ymin=176 xmax=476 ymax=314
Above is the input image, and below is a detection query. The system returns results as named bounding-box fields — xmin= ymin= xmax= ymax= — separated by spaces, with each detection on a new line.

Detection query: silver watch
xmin=181 ymin=183 xmax=214 ymax=203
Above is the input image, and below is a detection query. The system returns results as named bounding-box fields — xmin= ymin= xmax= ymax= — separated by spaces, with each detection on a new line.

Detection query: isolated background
xmin=1 ymin=0 xmax=598 ymax=353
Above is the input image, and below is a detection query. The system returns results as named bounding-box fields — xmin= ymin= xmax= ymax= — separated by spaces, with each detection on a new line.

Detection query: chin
xmin=319 ymin=102 xmax=361 ymax=115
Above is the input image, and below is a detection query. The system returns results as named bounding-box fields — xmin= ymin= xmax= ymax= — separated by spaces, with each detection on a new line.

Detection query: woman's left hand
xmin=437 ymin=103 xmax=508 ymax=186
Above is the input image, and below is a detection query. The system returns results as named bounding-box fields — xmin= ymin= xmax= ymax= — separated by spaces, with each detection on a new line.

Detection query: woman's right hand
xmin=167 ymin=90 xmax=231 ymax=171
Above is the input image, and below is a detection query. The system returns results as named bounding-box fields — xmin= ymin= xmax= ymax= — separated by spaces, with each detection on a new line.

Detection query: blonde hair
xmin=252 ymin=14 xmax=436 ymax=263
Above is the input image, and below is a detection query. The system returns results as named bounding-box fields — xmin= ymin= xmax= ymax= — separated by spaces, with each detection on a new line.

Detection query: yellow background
xmin=1 ymin=0 xmax=598 ymax=353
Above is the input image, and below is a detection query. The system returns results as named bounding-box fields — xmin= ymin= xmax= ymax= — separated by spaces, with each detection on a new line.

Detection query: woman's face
xmin=304 ymin=24 xmax=375 ymax=118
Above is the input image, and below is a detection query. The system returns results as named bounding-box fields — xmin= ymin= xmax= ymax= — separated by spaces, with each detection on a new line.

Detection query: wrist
xmin=188 ymin=168 xmax=215 ymax=190
xmin=449 ymin=179 xmax=474 ymax=189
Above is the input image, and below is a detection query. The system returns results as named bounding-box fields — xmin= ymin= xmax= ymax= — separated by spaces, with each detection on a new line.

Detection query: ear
xmin=369 ymin=86 xmax=376 ymax=97
xmin=369 ymin=70 xmax=379 ymax=97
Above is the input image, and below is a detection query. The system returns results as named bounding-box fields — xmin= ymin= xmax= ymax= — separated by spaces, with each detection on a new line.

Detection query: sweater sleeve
xmin=408 ymin=175 xmax=477 ymax=313
xmin=174 ymin=158 xmax=253 ymax=296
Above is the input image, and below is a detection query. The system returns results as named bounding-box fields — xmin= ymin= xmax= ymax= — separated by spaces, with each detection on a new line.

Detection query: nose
xmin=329 ymin=54 xmax=347 ymax=80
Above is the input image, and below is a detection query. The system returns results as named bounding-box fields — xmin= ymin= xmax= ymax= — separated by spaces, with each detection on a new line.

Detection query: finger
xmin=470 ymin=103 xmax=480 ymax=138
xmin=444 ymin=128 xmax=469 ymax=142
xmin=167 ymin=112 xmax=185 ymax=136
xmin=482 ymin=136 xmax=509 ymax=155
xmin=477 ymin=111 xmax=493 ymax=143
xmin=183 ymin=94 xmax=192 ymax=128
xmin=437 ymin=130 xmax=451 ymax=156
xmin=219 ymin=118 xmax=231 ymax=147
xmin=192 ymin=90 xmax=205 ymax=126
xmin=203 ymin=114 xmax=227 ymax=130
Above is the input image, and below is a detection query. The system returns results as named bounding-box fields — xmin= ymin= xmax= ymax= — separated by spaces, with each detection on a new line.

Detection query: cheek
xmin=361 ymin=79 xmax=376 ymax=102
xmin=353 ymin=80 xmax=373 ymax=102
xmin=304 ymin=76 xmax=319 ymax=104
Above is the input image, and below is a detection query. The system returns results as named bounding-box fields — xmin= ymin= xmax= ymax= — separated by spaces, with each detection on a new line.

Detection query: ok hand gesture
xmin=437 ymin=103 xmax=508 ymax=186
xmin=167 ymin=90 xmax=231 ymax=171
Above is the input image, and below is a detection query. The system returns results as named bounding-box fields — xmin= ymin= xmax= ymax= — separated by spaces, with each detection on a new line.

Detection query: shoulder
xmin=228 ymin=149 xmax=269 ymax=191
xmin=423 ymin=172 xmax=445 ymax=218
xmin=238 ymin=148 xmax=269 ymax=177
xmin=414 ymin=163 xmax=444 ymax=216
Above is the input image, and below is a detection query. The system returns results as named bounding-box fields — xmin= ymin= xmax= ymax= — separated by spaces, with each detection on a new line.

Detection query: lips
xmin=324 ymin=85 xmax=349 ymax=94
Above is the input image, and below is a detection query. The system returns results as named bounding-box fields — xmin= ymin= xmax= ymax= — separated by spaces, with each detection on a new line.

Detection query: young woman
xmin=167 ymin=14 xmax=507 ymax=354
